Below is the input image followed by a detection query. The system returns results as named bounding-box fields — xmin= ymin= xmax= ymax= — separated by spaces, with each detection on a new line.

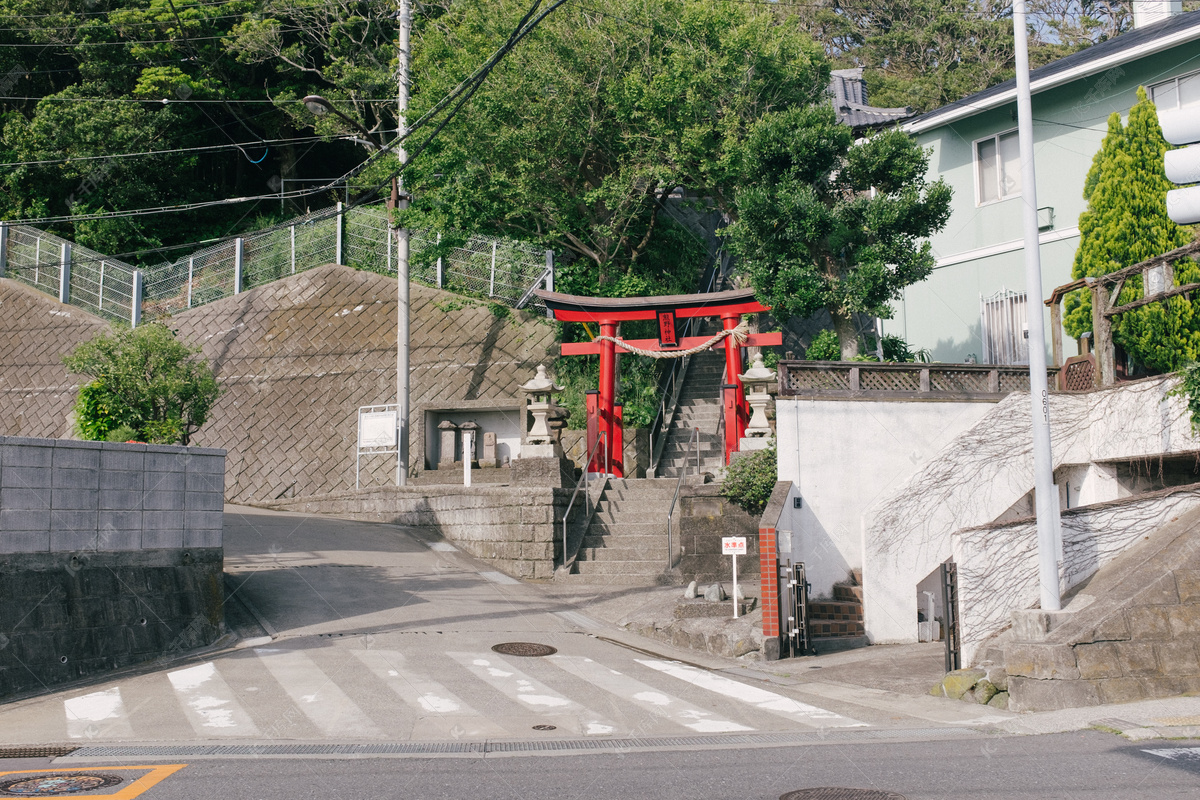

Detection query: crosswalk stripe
xmin=254 ymin=648 xmax=384 ymax=739
xmin=1144 ymin=747 xmax=1200 ymax=760
xmin=448 ymin=651 xmax=616 ymax=736
xmin=352 ymin=650 xmax=510 ymax=739
xmin=548 ymin=655 xmax=752 ymax=733
xmin=167 ymin=662 xmax=261 ymax=736
xmin=64 ymin=687 xmax=135 ymax=739
xmin=636 ymin=660 xmax=868 ymax=728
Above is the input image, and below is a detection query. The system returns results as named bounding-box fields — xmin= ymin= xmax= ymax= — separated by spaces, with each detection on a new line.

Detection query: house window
xmin=980 ymin=289 xmax=1029 ymax=365
xmin=976 ymin=130 xmax=1021 ymax=205
xmin=1150 ymin=70 xmax=1200 ymax=111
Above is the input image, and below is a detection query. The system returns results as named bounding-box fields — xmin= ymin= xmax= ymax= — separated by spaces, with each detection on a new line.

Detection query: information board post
xmin=722 ymin=536 xmax=748 ymax=619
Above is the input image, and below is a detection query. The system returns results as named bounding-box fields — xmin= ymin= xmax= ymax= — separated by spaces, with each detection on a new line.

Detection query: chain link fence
xmin=1 ymin=204 xmax=552 ymax=324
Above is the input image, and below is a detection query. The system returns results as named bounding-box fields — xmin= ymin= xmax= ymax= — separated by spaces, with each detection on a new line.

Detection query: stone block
xmin=1075 ymin=642 xmax=1123 ymax=680
xmin=145 ymin=452 xmax=187 ymax=474
xmin=184 ymin=510 xmax=223 ymax=532
xmin=99 ymin=490 xmax=146 ymax=511
xmin=1008 ymin=676 xmax=1100 ymax=712
xmin=182 ymin=528 xmax=221 ymax=548
xmin=1115 ymin=641 xmax=1160 ymax=676
xmin=1139 ymin=574 xmax=1181 ymax=606
xmin=50 ymin=529 xmax=98 ymax=551
xmin=1011 ymin=609 xmax=1074 ymax=642
xmin=1092 ymin=612 xmax=1131 ymax=643
xmin=52 ymin=446 xmax=100 ymax=471
xmin=1096 ymin=677 xmax=1149 ymax=705
xmin=1005 ymin=642 xmax=1080 ymax=680
xmin=186 ymin=453 xmax=226 ymax=474
xmin=52 ymin=489 xmax=99 ymax=511
xmin=101 ymin=470 xmax=145 ymax=492
xmin=1 ymin=442 xmax=53 ymax=467
xmin=1168 ymin=604 xmax=1200 ymax=638
xmin=1126 ymin=606 xmax=1173 ymax=640
xmin=143 ymin=510 xmax=185 ymax=531
xmin=939 ymin=668 xmax=986 ymax=700
xmin=1 ymin=466 xmax=50 ymax=489
xmin=52 ymin=468 xmax=99 ymax=490
xmin=0 ymin=532 xmax=51 ymax=553
xmin=185 ymin=473 xmax=223 ymax=498
xmin=143 ymin=491 xmax=186 ymax=511
xmin=521 ymin=541 xmax=553 ymax=561
xmin=49 ymin=509 xmax=97 ymax=533
xmin=142 ymin=529 xmax=184 ymax=549
xmin=1154 ymin=640 xmax=1200 ymax=676
xmin=145 ymin=471 xmax=186 ymax=493
xmin=0 ymin=486 xmax=51 ymax=509
xmin=1177 ymin=570 xmax=1200 ymax=604
xmin=99 ymin=448 xmax=145 ymax=472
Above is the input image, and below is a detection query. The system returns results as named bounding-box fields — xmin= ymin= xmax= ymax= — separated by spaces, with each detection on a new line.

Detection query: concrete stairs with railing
xmin=564 ymin=477 xmax=683 ymax=585
xmin=809 ymin=570 xmax=869 ymax=654
xmin=656 ymin=348 xmax=728 ymax=478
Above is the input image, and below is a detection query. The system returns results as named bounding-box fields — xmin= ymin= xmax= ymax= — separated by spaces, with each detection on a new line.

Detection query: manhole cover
xmin=0 ymin=773 xmax=123 ymax=795
xmin=780 ymin=790 xmax=906 ymax=800
xmin=532 ymin=724 xmax=557 ymax=731
xmin=492 ymin=642 xmax=557 ymax=657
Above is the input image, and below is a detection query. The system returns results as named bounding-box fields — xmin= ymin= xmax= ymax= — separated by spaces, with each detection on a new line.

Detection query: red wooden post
xmin=721 ymin=384 xmax=739 ymax=466
xmin=585 ymin=390 xmax=600 ymax=473
xmin=597 ymin=320 xmax=617 ymax=473
xmin=611 ymin=404 xmax=624 ymax=478
xmin=721 ymin=313 xmax=748 ymax=449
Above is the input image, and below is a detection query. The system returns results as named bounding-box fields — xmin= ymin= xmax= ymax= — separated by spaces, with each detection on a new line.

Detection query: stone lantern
xmin=520 ymin=364 xmax=564 ymax=450
xmin=738 ymin=353 xmax=777 ymax=451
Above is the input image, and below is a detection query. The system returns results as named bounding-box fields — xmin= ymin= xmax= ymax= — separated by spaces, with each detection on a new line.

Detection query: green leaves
xmin=721 ymin=445 xmax=777 ymax=518
xmin=63 ymin=323 xmax=219 ymax=446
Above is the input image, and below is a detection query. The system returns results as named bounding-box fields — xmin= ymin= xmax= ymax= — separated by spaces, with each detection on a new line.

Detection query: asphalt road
xmin=2 ymin=730 xmax=1198 ymax=799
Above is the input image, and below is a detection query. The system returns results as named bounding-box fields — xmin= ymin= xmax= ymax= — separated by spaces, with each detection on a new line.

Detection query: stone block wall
xmin=677 ymin=484 xmax=759 ymax=582
xmin=1005 ymin=504 xmax=1200 ymax=711
xmin=0 ymin=437 xmax=226 ymax=698
xmin=269 ymin=484 xmax=569 ymax=580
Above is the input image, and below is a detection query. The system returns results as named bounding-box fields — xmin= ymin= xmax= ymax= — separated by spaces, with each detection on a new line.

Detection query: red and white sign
xmin=721 ymin=537 xmax=747 ymax=555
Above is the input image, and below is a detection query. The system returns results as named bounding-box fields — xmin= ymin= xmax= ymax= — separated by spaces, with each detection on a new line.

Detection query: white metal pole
xmin=463 ymin=430 xmax=472 ymax=487
xmin=187 ymin=257 xmax=194 ymax=308
xmin=732 ymin=553 xmax=739 ymax=619
xmin=436 ymin=232 xmax=443 ymax=288
xmin=131 ymin=269 xmax=143 ymax=327
xmin=0 ymin=223 xmax=8 ymax=278
xmin=58 ymin=242 xmax=71 ymax=304
xmin=1014 ymin=0 xmax=1061 ymax=612
xmin=335 ymin=202 xmax=345 ymax=265
xmin=489 ymin=241 xmax=497 ymax=297
xmin=290 ymin=225 xmax=296 ymax=274
xmin=98 ymin=261 xmax=105 ymax=311
xmin=234 ymin=237 xmax=245 ymax=294
xmin=396 ymin=0 xmax=412 ymax=487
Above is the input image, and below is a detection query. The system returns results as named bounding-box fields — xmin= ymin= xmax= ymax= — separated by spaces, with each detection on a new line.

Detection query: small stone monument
xmin=480 ymin=431 xmax=499 ymax=469
xmin=738 ymin=353 xmax=777 ymax=452
xmin=437 ymin=420 xmax=458 ymax=470
xmin=512 ymin=364 xmax=574 ymax=487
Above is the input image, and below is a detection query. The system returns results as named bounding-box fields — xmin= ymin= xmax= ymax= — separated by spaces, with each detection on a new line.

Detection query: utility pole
xmin=396 ymin=0 xmax=411 ymax=486
xmin=1013 ymin=0 xmax=1061 ymax=612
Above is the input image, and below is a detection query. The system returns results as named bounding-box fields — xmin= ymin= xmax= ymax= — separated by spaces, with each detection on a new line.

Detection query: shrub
xmin=805 ymin=330 xmax=840 ymax=360
xmin=63 ymin=323 xmax=219 ymax=446
xmin=721 ymin=444 xmax=778 ymax=517
xmin=1170 ymin=362 xmax=1200 ymax=434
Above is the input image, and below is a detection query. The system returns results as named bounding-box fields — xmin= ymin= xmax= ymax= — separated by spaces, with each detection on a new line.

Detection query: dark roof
xmin=911 ymin=10 xmax=1200 ymax=129
xmin=829 ymin=68 xmax=914 ymax=131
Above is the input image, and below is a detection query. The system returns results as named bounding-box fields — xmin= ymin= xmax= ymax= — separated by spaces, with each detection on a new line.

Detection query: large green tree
xmin=728 ymin=106 xmax=952 ymax=359
xmin=1063 ymin=87 xmax=1196 ymax=372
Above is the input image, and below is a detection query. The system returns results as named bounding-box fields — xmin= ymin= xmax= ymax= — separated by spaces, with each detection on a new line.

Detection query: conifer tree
xmin=1063 ymin=86 xmax=1195 ymax=372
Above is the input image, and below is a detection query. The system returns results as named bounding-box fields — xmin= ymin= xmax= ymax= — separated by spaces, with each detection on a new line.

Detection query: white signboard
xmin=721 ymin=537 xmax=747 ymax=555
xmin=359 ymin=409 xmax=397 ymax=448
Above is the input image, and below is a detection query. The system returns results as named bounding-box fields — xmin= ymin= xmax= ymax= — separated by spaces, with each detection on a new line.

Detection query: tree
xmin=728 ymin=106 xmax=952 ymax=359
xmin=63 ymin=323 xmax=219 ymax=445
xmin=1063 ymin=87 xmax=1196 ymax=373
xmin=400 ymin=0 xmax=829 ymax=291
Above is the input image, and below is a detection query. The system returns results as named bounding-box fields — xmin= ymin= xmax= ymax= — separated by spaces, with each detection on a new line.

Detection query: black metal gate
xmin=940 ymin=559 xmax=961 ymax=672
xmin=778 ymin=559 xmax=810 ymax=659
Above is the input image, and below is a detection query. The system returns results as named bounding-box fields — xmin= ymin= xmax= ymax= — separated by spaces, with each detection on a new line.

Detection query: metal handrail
xmin=664 ymin=427 xmax=699 ymax=570
xmin=561 ymin=431 xmax=608 ymax=569
xmin=648 ymin=256 xmax=723 ymax=475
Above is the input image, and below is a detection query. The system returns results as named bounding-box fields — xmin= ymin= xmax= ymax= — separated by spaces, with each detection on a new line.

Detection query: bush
xmin=805 ymin=330 xmax=840 ymax=360
xmin=63 ymin=323 xmax=219 ymax=446
xmin=1170 ymin=362 xmax=1200 ymax=434
xmin=721 ymin=444 xmax=778 ymax=517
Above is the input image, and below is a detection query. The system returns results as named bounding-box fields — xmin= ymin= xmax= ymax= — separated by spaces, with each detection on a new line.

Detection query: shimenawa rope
xmin=591 ymin=319 xmax=750 ymax=359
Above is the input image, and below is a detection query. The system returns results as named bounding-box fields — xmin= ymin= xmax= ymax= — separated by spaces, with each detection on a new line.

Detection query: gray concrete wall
xmin=268 ymin=485 xmax=568 ymax=580
xmin=0 ymin=436 xmax=226 ymax=698
xmin=677 ymin=485 xmax=759 ymax=583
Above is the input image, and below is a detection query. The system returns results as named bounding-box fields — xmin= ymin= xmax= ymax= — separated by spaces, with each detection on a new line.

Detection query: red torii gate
xmin=534 ymin=288 xmax=782 ymax=475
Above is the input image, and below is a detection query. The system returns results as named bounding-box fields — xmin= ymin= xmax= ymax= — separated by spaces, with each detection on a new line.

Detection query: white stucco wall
xmin=863 ymin=375 xmax=1200 ymax=646
xmin=775 ymin=398 xmax=995 ymax=599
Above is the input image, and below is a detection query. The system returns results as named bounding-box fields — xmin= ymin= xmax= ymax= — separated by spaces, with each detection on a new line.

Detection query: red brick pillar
xmin=759 ymin=520 xmax=780 ymax=660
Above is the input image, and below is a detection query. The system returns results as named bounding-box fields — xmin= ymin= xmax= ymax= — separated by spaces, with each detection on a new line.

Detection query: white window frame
xmin=1149 ymin=68 xmax=1200 ymax=112
xmin=973 ymin=128 xmax=1022 ymax=207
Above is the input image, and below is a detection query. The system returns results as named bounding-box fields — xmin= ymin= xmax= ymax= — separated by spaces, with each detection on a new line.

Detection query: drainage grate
xmin=492 ymin=642 xmax=557 ymax=657
xmin=0 ymin=773 xmax=123 ymax=795
xmin=781 ymin=791 xmax=906 ymax=800
xmin=0 ymin=747 xmax=79 ymax=760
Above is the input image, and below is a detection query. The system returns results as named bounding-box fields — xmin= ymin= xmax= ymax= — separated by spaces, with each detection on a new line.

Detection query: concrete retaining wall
xmin=269 ymin=485 xmax=569 ymax=580
xmin=0 ymin=437 xmax=226 ymax=698
xmin=677 ymin=484 xmax=759 ymax=583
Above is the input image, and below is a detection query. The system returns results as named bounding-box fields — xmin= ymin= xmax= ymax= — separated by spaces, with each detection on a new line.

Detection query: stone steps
xmin=582 ymin=533 xmax=666 ymax=549
xmin=834 ymin=583 xmax=864 ymax=603
xmin=577 ymin=546 xmax=666 ymax=562
xmin=573 ymin=560 xmax=666 ymax=576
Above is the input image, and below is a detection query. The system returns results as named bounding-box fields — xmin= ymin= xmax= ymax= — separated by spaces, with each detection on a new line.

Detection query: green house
xmin=888 ymin=6 xmax=1200 ymax=364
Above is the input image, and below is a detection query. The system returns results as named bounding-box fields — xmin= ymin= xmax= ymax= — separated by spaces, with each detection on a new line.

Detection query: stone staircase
xmin=567 ymin=478 xmax=683 ymax=585
xmin=656 ymin=348 xmax=727 ymax=478
xmin=809 ymin=570 xmax=869 ymax=653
